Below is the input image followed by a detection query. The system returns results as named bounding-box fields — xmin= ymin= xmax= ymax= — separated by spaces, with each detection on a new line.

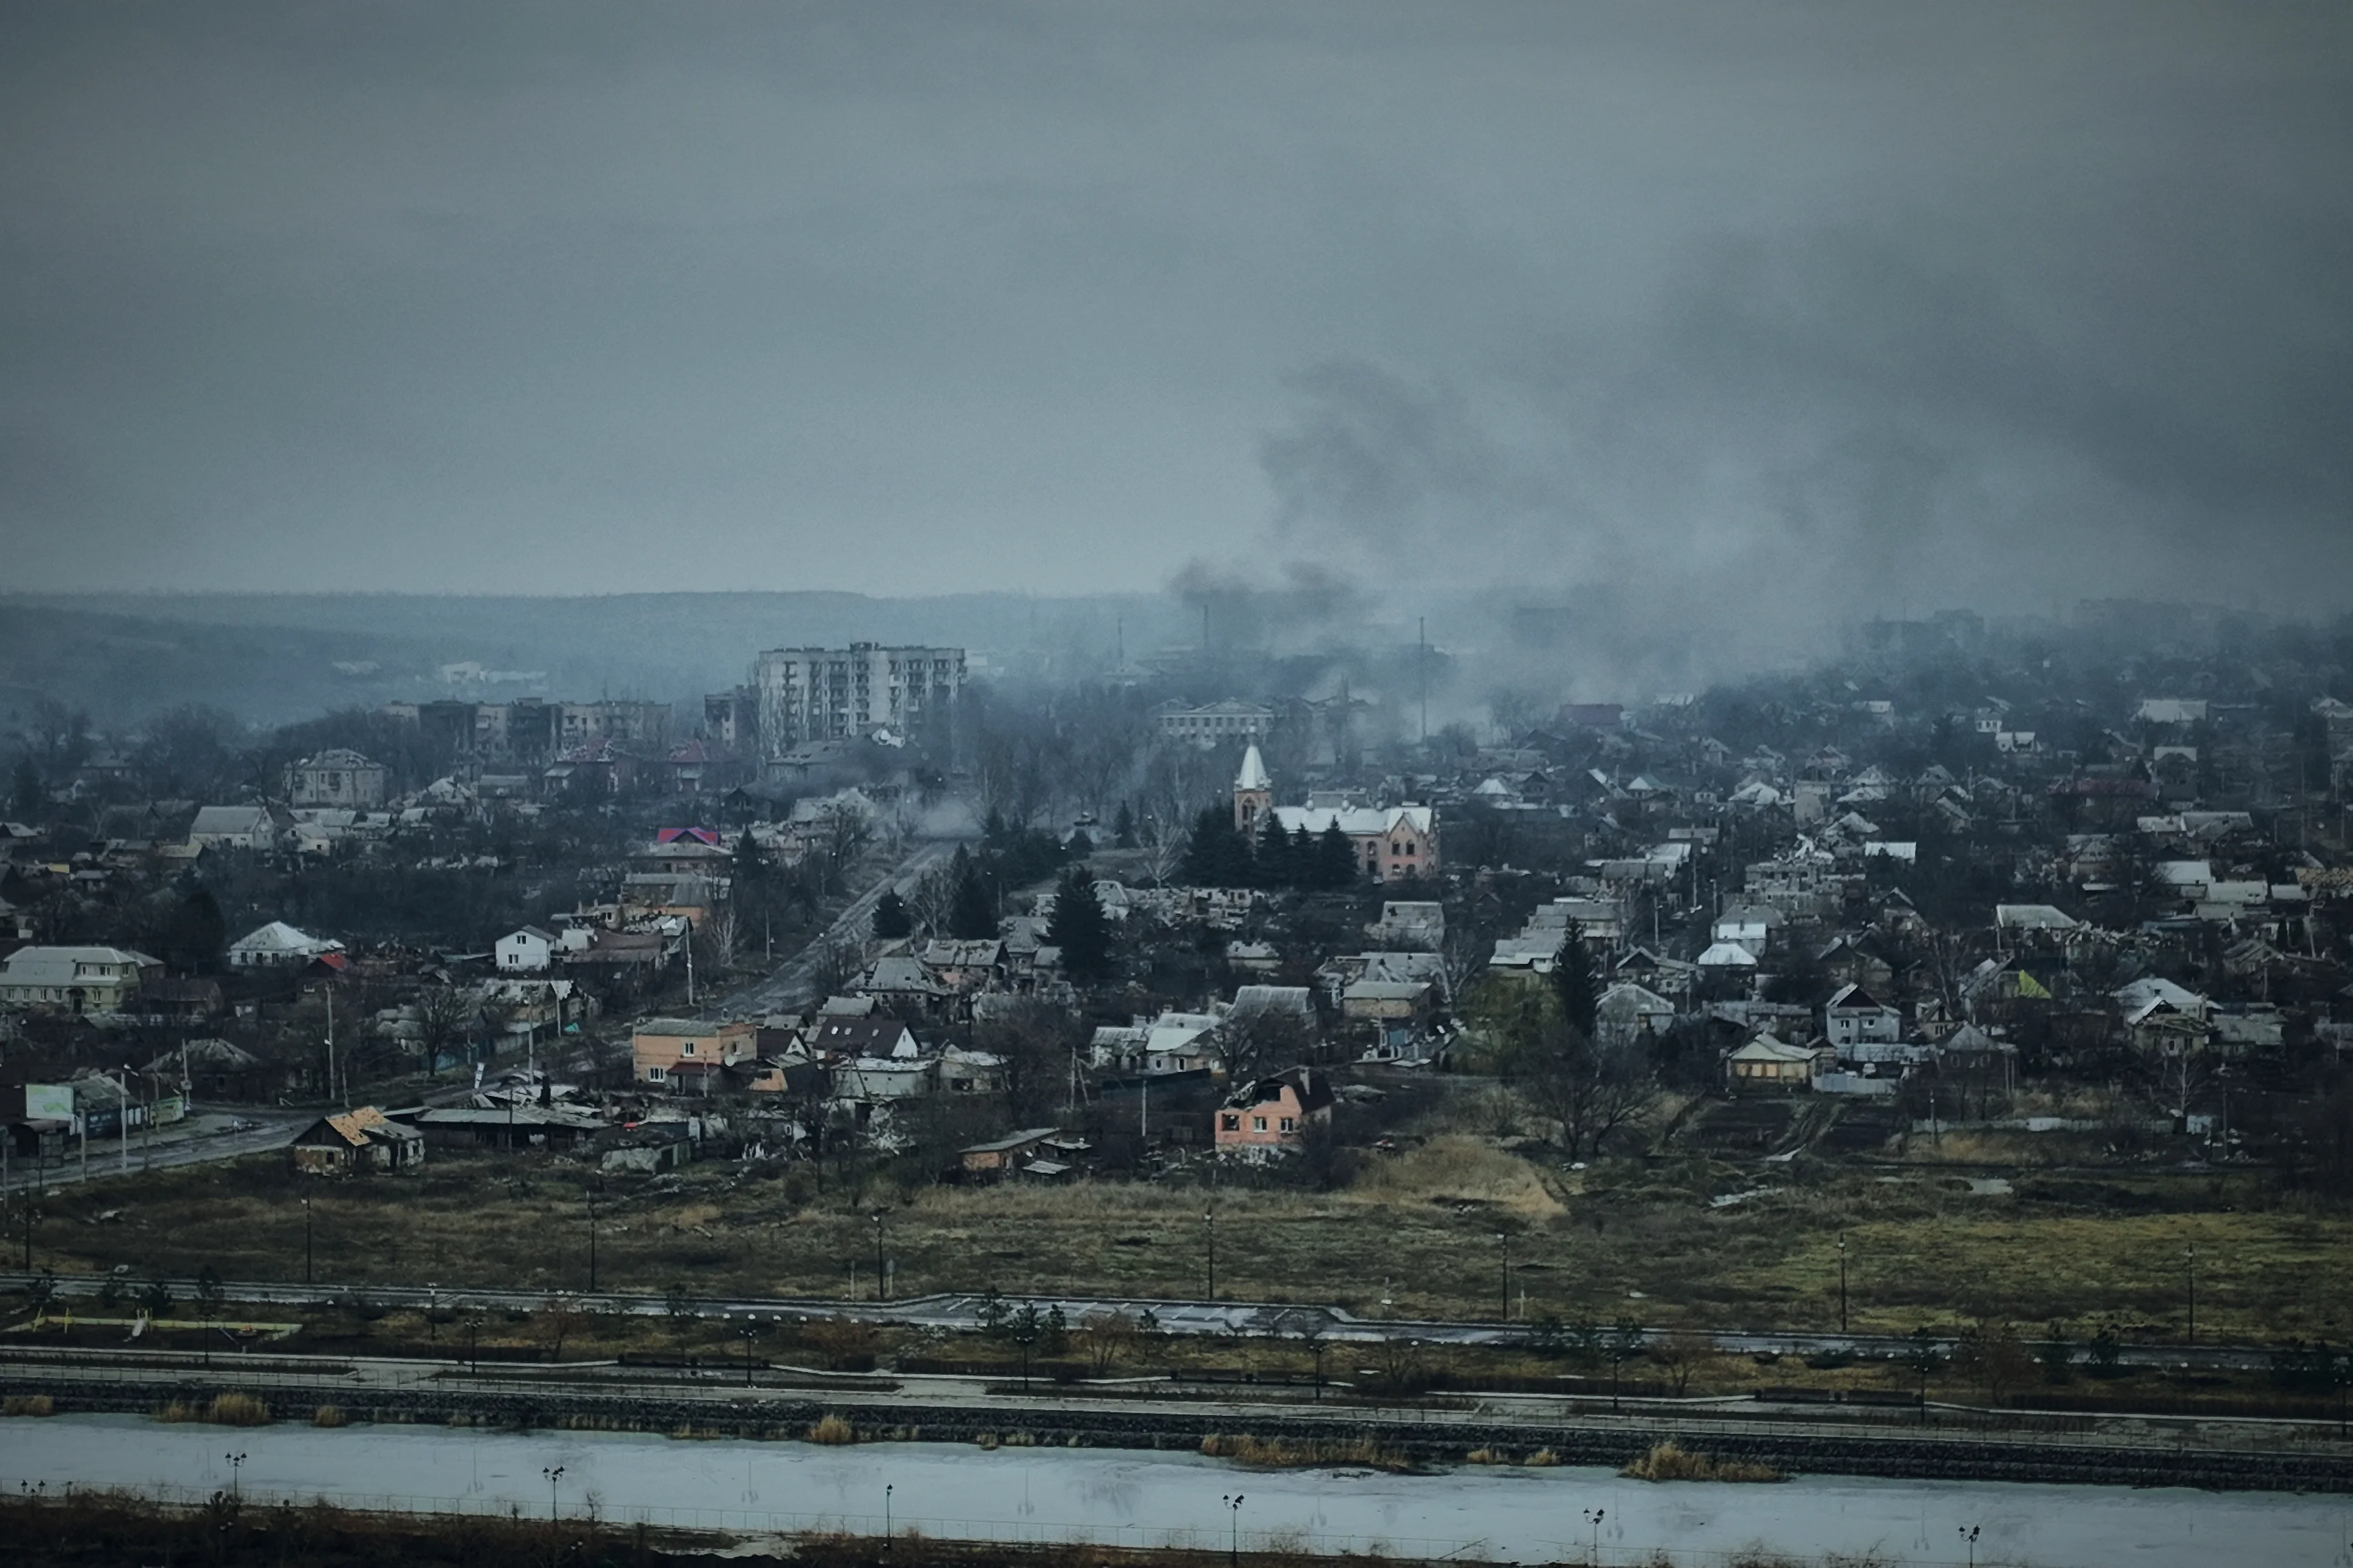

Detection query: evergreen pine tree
xmin=1047 ymin=863 xmax=1112 ymax=984
xmin=1553 ymin=921 xmax=1600 ymax=1038
xmin=872 ymin=889 xmax=913 ymax=940
xmin=1114 ymin=802 xmax=1137 ymax=848
xmin=946 ymin=848 xmax=997 ymax=939
xmin=1180 ymin=805 xmax=1233 ymax=886
xmin=1316 ymin=821 xmax=1359 ymax=888
xmin=163 ymin=878 xmax=227 ymax=974
xmin=1066 ymin=827 xmax=1094 ymax=857
xmin=734 ymin=826 xmax=766 ymax=881
xmin=1255 ymin=813 xmax=1295 ymax=888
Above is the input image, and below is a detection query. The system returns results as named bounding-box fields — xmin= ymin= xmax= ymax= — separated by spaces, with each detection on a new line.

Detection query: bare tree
xmin=414 ymin=985 xmax=476 ymax=1076
xmin=696 ymin=904 xmax=741 ymax=976
xmin=979 ymin=996 xmax=1086 ymax=1124
xmin=1648 ymin=1327 xmax=1720 ymax=1396
xmin=540 ymin=1296 xmax=586 ymax=1364
xmin=1512 ymin=1023 xmax=1655 ymax=1160
xmin=813 ymin=803 xmax=873 ymax=894
xmin=1209 ymin=1006 xmax=1312 ymax=1085
xmin=810 ymin=938 xmax=863 ymax=1001
xmin=1955 ymin=1318 xmax=2034 ymax=1406
xmin=1077 ymin=1309 xmax=1142 ymax=1376
xmin=1439 ymin=924 xmax=1491 ymax=1009
xmin=908 ymin=860 xmax=959 ymax=937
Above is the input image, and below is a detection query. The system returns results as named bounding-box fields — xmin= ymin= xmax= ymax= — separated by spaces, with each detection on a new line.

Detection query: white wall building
xmin=496 ymin=926 xmax=557 ymax=973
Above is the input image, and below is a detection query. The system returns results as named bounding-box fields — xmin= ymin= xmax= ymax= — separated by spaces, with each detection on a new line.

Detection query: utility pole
xmin=873 ymin=1211 xmax=887 ymax=1302
xmin=1204 ymin=1207 xmax=1216 ymax=1301
xmin=1838 ymin=1236 xmax=1849 ymax=1335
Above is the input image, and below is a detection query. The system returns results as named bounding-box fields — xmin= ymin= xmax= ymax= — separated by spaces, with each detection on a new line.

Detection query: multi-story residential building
xmin=703 ymin=685 xmax=760 ymax=753
xmin=750 ymin=644 xmax=965 ymax=757
xmin=286 ymin=749 xmax=390 ymax=808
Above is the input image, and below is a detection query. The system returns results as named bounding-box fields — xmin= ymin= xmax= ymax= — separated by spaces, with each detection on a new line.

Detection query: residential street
xmin=0 ymin=1109 xmax=310 ymax=1196
xmin=719 ymin=835 xmax=963 ymax=1017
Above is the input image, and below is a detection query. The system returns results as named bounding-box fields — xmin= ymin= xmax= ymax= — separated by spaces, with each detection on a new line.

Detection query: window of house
xmin=1279 ymin=1116 xmax=1295 ymax=1132
xmin=1252 ymin=1116 xmax=1267 ymax=1132
xmin=1220 ymin=1113 xmax=1240 ymax=1132
xmin=679 ymin=1041 xmax=694 ymax=1055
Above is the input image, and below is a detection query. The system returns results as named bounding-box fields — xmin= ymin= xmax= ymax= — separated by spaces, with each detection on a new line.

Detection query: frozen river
xmin=3 ymin=1414 xmax=2350 ymax=1567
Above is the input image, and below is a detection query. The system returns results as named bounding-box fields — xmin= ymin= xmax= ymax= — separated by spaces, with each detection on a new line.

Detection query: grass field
xmin=10 ymin=1121 xmax=2352 ymax=1348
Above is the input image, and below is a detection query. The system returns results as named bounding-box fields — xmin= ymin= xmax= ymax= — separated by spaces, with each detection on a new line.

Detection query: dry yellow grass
xmin=1200 ymin=1432 xmax=1410 ymax=1470
xmin=205 ymin=1393 xmax=271 ymax=1427
xmin=807 ymin=1413 xmax=855 ymax=1445
xmin=3 ymin=1394 xmax=56 ymax=1417
xmin=312 ymin=1404 xmax=348 ymax=1428
xmin=1621 ymin=1441 xmax=1782 ymax=1483
xmin=1348 ymin=1135 xmax=1564 ymax=1218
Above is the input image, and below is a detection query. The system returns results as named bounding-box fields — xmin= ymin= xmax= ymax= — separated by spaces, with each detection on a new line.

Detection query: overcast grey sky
xmin=2 ymin=2 xmax=2347 ymax=614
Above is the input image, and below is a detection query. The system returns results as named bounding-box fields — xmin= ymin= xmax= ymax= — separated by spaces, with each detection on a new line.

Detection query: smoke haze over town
xmin=4 ymin=2 xmax=2349 ymax=647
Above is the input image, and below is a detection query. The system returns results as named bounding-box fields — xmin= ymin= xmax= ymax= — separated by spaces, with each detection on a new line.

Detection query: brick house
xmin=1215 ymin=1067 xmax=1334 ymax=1151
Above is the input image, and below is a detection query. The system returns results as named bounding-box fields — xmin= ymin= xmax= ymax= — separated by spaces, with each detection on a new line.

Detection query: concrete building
xmin=286 ymin=749 xmax=390 ymax=808
xmin=1157 ymin=698 xmax=1275 ymax=749
xmin=751 ymin=644 xmax=965 ymax=758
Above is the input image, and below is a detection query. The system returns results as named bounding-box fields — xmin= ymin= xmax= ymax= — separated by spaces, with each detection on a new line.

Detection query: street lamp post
xmin=1837 ymin=1236 xmax=1849 ymax=1335
xmin=1583 ymin=1507 xmax=1604 ymax=1565
xmin=1204 ymin=1208 xmax=1216 ymax=1302
xmin=301 ymin=1197 xmax=312 ymax=1286
xmin=1958 ymin=1524 xmax=1981 ymax=1568
xmin=224 ymin=1452 xmax=246 ymax=1501
xmin=738 ymin=1316 xmax=763 ymax=1386
xmin=884 ymin=1482 xmax=894 ymax=1554
xmin=543 ymin=1465 xmax=564 ymax=1522
xmin=1495 ymin=1232 xmax=1511 ymax=1323
xmin=1222 ymin=1493 xmax=1245 ymax=1568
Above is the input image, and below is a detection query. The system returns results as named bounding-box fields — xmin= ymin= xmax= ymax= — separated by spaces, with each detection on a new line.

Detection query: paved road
xmin=0 ymin=1110 xmax=309 ymax=1196
xmin=0 ymin=1271 xmax=2272 ymax=1373
xmin=721 ymin=837 xmax=961 ymax=1017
